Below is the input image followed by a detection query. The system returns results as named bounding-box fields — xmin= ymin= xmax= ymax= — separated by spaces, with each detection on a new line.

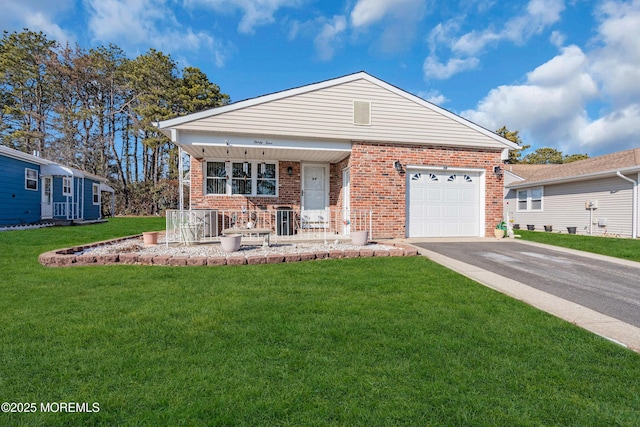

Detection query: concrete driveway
xmin=405 ymin=238 xmax=640 ymax=352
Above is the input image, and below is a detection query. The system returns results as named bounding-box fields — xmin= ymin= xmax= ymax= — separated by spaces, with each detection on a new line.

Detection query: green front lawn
xmin=1 ymin=218 xmax=639 ymax=426
xmin=516 ymin=229 xmax=640 ymax=262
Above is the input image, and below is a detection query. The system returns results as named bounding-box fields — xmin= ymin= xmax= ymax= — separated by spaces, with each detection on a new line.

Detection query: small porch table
xmin=222 ymin=228 xmax=272 ymax=247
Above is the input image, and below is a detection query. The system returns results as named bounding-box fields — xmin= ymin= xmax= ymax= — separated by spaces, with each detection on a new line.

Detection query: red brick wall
xmin=349 ymin=142 xmax=504 ymax=238
xmin=189 ymin=143 xmax=504 ymax=238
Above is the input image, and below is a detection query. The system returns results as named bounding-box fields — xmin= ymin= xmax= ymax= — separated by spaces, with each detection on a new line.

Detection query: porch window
xmin=25 ymin=168 xmax=38 ymax=190
xmin=93 ymin=183 xmax=100 ymax=205
xmin=517 ymin=187 xmax=543 ymax=211
xmin=62 ymin=176 xmax=72 ymax=196
xmin=205 ymin=161 xmax=278 ymax=197
xmin=232 ymin=162 xmax=252 ymax=195
xmin=206 ymin=161 xmax=227 ymax=195
xmin=257 ymin=163 xmax=276 ymax=195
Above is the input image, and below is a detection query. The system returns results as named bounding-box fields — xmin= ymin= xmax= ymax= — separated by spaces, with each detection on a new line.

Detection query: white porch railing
xmin=165 ymin=208 xmax=373 ymax=245
xmin=53 ymin=202 xmax=82 ymax=220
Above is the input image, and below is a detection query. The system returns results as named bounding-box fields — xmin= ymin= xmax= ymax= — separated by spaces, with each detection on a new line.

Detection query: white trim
xmin=516 ymin=187 xmax=544 ymax=212
xmin=507 ymin=166 xmax=640 ymax=189
xmin=406 ymin=165 xmax=487 ymax=173
xmin=62 ymin=176 xmax=73 ymax=196
xmin=25 ymin=168 xmax=38 ymax=191
xmin=187 ymin=134 xmax=351 ymax=152
xmin=616 ymin=172 xmax=637 ymax=239
xmin=92 ymin=183 xmax=100 ymax=205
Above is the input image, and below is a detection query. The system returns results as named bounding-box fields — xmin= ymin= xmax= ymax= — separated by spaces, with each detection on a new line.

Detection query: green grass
xmin=1 ymin=218 xmax=640 ymax=426
xmin=516 ymin=229 xmax=640 ymax=262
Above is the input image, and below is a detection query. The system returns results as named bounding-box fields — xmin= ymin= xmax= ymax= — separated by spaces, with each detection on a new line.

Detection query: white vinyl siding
xmin=25 ymin=168 xmax=38 ymax=190
xmin=507 ymin=176 xmax=634 ymax=237
xmin=174 ymin=79 xmax=505 ymax=149
xmin=205 ymin=161 xmax=277 ymax=197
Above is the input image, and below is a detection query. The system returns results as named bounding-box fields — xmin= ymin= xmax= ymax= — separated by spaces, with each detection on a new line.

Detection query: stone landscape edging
xmin=39 ymin=235 xmax=418 ymax=267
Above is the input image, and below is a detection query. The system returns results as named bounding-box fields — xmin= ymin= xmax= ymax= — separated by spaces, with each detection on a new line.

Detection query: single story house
xmin=0 ymin=145 xmax=115 ymax=227
xmin=157 ymin=71 xmax=517 ymax=239
xmin=504 ymin=148 xmax=640 ymax=238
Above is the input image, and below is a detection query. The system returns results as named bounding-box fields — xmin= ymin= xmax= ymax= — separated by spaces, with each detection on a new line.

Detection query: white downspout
xmin=617 ymin=172 xmax=637 ymax=239
xmin=178 ymin=146 xmax=184 ymax=211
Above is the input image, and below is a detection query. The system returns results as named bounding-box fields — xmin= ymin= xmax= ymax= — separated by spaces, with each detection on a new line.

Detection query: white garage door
xmin=407 ymin=170 xmax=481 ymax=237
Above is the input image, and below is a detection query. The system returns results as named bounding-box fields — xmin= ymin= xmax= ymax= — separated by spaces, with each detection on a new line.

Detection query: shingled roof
xmin=506 ymin=148 xmax=640 ymax=187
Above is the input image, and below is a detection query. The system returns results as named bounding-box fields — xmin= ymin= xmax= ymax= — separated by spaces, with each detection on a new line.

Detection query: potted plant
xmin=544 ymin=225 xmax=553 ymax=232
xmin=350 ymin=230 xmax=369 ymax=246
xmin=567 ymin=226 xmax=577 ymax=234
xmin=220 ymin=234 xmax=242 ymax=252
xmin=527 ymin=224 xmax=535 ymax=231
xmin=494 ymin=222 xmax=506 ymax=239
xmin=142 ymin=231 xmax=159 ymax=245
xmin=513 ymin=224 xmax=520 ymax=230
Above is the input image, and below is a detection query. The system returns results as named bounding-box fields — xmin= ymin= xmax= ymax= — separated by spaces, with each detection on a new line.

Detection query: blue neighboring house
xmin=0 ymin=145 xmax=115 ymax=227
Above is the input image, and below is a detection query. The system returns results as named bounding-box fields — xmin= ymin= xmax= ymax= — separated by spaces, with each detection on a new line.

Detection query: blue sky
xmin=3 ymin=0 xmax=640 ymax=157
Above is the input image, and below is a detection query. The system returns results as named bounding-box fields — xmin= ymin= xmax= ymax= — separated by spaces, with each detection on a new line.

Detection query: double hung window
xmin=25 ymin=168 xmax=38 ymax=190
xmin=517 ymin=187 xmax=543 ymax=211
xmin=62 ymin=177 xmax=72 ymax=196
xmin=93 ymin=183 xmax=100 ymax=205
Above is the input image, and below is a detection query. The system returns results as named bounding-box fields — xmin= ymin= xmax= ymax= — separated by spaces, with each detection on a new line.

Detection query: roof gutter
xmin=507 ymin=166 xmax=640 ymax=189
xmin=616 ymin=172 xmax=638 ymax=239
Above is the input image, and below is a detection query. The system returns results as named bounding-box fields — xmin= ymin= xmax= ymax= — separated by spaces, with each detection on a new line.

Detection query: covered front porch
xmin=169 ymin=130 xmax=366 ymax=244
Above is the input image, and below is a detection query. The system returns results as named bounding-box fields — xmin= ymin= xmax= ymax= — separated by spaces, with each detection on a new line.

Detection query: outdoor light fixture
xmin=394 ymin=160 xmax=403 ymax=173
xmin=493 ymin=165 xmax=503 ymax=179
xmin=287 ymin=166 xmax=293 ymax=176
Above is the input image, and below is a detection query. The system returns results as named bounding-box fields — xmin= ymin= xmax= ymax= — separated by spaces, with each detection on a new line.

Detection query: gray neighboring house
xmin=504 ymin=148 xmax=640 ymax=238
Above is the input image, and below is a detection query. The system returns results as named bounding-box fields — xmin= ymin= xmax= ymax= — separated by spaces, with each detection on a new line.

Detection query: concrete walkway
xmin=390 ymin=237 xmax=640 ymax=353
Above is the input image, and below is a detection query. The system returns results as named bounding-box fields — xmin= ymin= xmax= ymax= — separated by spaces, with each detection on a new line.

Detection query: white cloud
xmin=423 ymin=56 xmax=479 ymax=80
xmin=427 ymin=0 xmax=565 ymax=80
xmin=462 ymin=45 xmax=598 ymax=152
xmin=350 ymin=0 xmax=427 ymax=52
xmin=579 ymin=105 xmax=640 ymax=151
xmin=417 ymin=90 xmax=448 ymax=105
xmin=463 ymin=0 xmax=640 ymax=157
xmin=188 ymin=0 xmax=306 ymax=34
xmin=590 ymin=0 xmax=640 ymax=106
xmin=314 ymin=15 xmax=347 ymax=61
xmin=351 ymin=0 xmax=424 ymax=28
xmin=86 ymin=0 xmax=232 ymax=67
xmin=1 ymin=0 xmax=75 ymax=45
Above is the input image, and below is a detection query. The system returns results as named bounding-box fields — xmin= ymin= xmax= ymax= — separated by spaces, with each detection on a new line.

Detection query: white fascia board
xmin=183 ymin=133 xmax=351 ymax=153
xmin=406 ymin=165 xmax=487 ymax=173
xmin=0 ymin=145 xmax=50 ymax=165
xmin=506 ymin=166 xmax=640 ymax=189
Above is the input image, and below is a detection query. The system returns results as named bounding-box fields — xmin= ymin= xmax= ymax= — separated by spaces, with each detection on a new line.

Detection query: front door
xmin=41 ymin=176 xmax=53 ymax=219
xmin=301 ymin=164 xmax=329 ymax=228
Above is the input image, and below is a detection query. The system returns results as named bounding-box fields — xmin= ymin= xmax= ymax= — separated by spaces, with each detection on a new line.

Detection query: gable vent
xmin=353 ymin=101 xmax=371 ymax=126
